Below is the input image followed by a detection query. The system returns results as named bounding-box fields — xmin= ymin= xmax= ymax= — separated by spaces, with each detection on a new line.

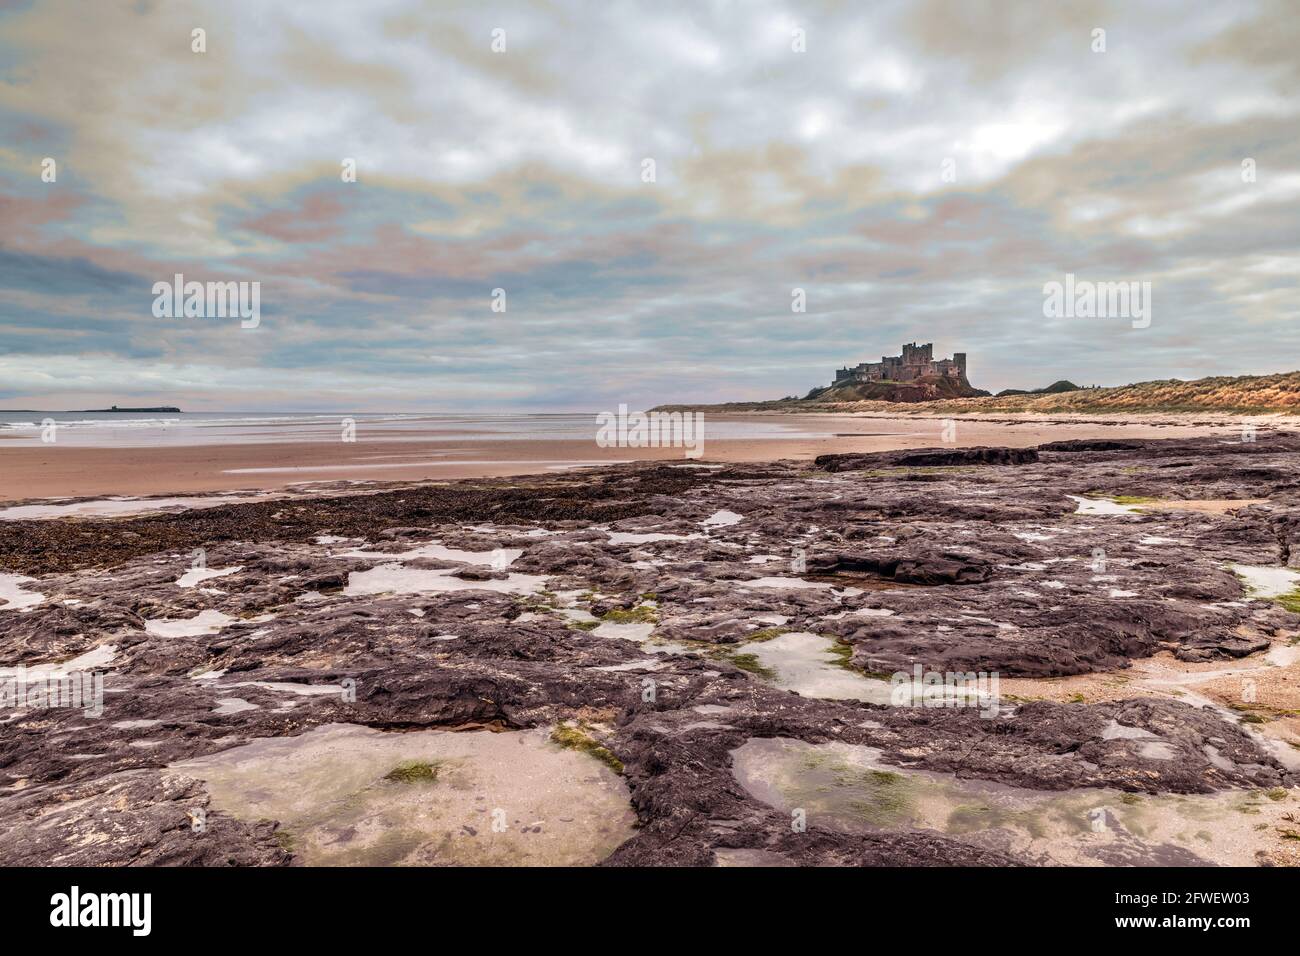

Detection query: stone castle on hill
xmin=834 ymin=342 xmax=968 ymax=385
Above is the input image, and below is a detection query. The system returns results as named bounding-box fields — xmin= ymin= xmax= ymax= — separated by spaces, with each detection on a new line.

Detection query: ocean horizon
xmin=0 ymin=409 xmax=821 ymax=448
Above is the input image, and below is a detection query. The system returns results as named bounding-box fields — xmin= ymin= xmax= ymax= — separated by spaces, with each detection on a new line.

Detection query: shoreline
xmin=2 ymin=411 xmax=1291 ymax=502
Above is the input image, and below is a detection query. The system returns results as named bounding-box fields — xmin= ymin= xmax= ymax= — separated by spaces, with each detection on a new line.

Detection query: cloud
xmin=0 ymin=0 xmax=1296 ymax=410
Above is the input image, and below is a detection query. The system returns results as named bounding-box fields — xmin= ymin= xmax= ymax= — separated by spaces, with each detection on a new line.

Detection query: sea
xmin=0 ymin=411 xmax=820 ymax=448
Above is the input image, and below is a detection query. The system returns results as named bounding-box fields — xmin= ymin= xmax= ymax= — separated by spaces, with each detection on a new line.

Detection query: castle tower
xmin=901 ymin=342 xmax=933 ymax=366
xmin=953 ymin=352 xmax=967 ymax=376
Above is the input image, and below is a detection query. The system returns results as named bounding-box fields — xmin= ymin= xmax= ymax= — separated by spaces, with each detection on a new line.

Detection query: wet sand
xmin=1 ymin=411 xmax=1291 ymax=501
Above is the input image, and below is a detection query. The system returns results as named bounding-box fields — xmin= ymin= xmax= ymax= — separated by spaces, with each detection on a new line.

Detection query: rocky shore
xmin=2 ymin=433 xmax=1299 ymax=866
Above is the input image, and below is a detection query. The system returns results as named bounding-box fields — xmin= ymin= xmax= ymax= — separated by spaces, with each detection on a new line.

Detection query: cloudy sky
xmin=1 ymin=0 xmax=1297 ymax=411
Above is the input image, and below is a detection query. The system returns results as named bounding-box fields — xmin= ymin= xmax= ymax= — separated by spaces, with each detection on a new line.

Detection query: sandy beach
xmin=2 ymin=411 xmax=1292 ymax=501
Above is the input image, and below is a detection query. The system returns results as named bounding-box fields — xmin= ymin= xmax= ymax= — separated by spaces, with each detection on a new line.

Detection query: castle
xmin=834 ymin=342 xmax=967 ymax=385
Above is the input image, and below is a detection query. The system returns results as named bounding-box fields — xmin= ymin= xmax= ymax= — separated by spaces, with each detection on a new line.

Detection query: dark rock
xmin=1 ymin=434 xmax=1297 ymax=866
xmin=1038 ymin=439 xmax=1145 ymax=452
xmin=810 ymin=550 xmax=993 ymax=585
xmin=816 ymin=446 xmax=1038 ymax=472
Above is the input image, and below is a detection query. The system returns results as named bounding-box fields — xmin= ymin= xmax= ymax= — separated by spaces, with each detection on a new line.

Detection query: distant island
xmin=84 ymin=406 xmax=182 ymax=413
xmin=0 ymin=405 xmax=184 ymax=414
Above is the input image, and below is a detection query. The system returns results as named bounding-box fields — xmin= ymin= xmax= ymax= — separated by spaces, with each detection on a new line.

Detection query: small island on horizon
xmin=0 ymin=405 xmax=186 ymax=414
xmin=84 ymin=405 xmax=183 ymax=414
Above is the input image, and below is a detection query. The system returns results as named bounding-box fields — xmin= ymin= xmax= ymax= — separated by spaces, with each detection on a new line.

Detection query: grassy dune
xmin=917 ymin=371 xmax=1300 ymax=415
xmin=653 ymin=370 xmax=1300 ymax=415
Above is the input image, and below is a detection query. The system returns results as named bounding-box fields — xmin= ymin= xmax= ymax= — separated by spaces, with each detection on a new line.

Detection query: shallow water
xmin=1067 ymin=495 xmax=1140 ymax=516
xmin=701 ymin=510 xmax=744 ymax=528
xmin=176 ymin=565 xmax=243 ymax=588
xmin=143 ymin=609 xmax=235 ymax=637
xmin=0 ymin=643 xmax=116 ymax=679
xmin=1231 ymin=564 xmax=1300 ymax=599
xmin=593 ymin=621 xmax=656 ymax=642
xmin=168 ymin=723 xmax=636 ymax=865
xmin=730 ymin=737 xmax=1291 ymax=866
xmin=0 ymin=494 xmax=268 ymax=520
xmin=212 ymin=697 xmax=258 ymax=715
xmin=606 ymin=531 xmax=701 ymax=544
xmin=343 ymin=542 xmax=523 ymax=567
xmin=343 ymin=564 xmax=547 ymax=597
xmin=219 ymin=680 xmax=348 ymax=697
xmin=739 ymin=576 xmax=836 ymax=591
xmin=0 ymin=572 xmax=46 ymax=611
xmin=737 ymin=631 xmax=893 ymax=704
xmin=1068 ymin=496 xmax=1267 ymax=519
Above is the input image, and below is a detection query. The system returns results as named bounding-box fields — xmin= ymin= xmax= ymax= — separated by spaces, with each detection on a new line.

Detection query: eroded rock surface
xmin=2 ymin=433 xmax=1298 ymax=866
